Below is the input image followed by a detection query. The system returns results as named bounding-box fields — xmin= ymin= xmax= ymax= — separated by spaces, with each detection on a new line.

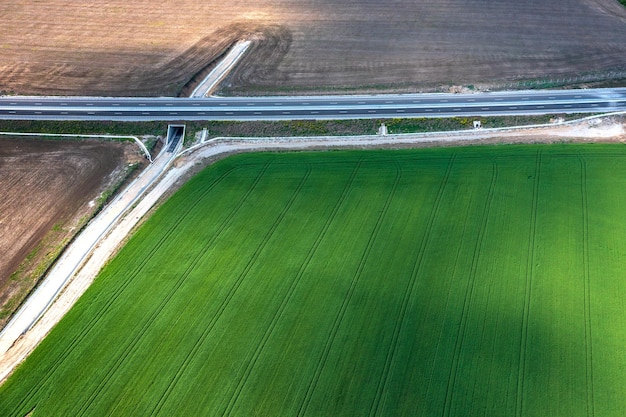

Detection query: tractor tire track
xmin=296 ymin=161 xmax=401 ymax=417
xmin=441 ymin=158 xmax=498 ymax=417
xmin=220 ymin=161 xmax=369 ymax=417
xmin=515 ymin=150 xmax=542 ymax=417
xmin=148 ymin=163 xmax=314 ymax=417
xmin=74 ymin=162 xmax=274 ymax=417
xmin=368 ymin=155 xmax=456 ymax=417
xmin=580 ymin=155 xmax=595 ymax=417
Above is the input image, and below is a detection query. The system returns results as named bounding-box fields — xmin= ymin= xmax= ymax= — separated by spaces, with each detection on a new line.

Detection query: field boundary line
xmin=74 ymin=161 xmax=274 ymax=417
xmin=442 ymin=158 xmax=498 ymax=417
xmin=368 ymin=155 xmax=455 ymax=417
xmin=296 ymin=161 xmax=402 ymax=417
xmin=515 ymin=150 xmax=542 ymax=417
xmin=579 ymin=155 xmax=595 ymax=417
xmin=148 ymin=163 xmax=311 ymax=417
xmin=7 ymin=164 xmax=241 ymax=415
xmin=0 ymin=130 xmax=152 ymax=162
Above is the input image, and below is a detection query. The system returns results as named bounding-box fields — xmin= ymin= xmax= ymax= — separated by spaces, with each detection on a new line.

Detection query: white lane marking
xmin=564 ymin=104 xmax=572 ymax=108
xmin=8 ymin=111 xmax=16 ymax=114
xmin=142 ymin=112 xmax=150 ymax=115
xmin=467 ymin=99 xmax=475 ymax=102
xmin=357 ymin=101 xmax=366 ymax=104
xmin=509 ymin=106 xmax=518 ymax=110
xmin=425 ymin=109 xmax=433 ymax=112
xmin=339 ymin=110 xmax=347 ymax=114
xmin=302 ymin=102 xmax=310 ymax=105
xmin=226 ymin=112 xmax=234 ymax=115
xmin=453 ymin=108 xmax=461 ymax=111
xmin=522 ymin=97 xmax=529 ymax=100
xmin=114 ymin=112 xmax=122 ymax=115
xmin=254 ymin=112 xmax=262 ymax=115
xmin=481 ymin=107 xmax=490 ymax=111
xmin=591 ymin=104 xmax=599 ymax=107
xmin=246 ymin=103 xmax=254 ymax=106
xmin=9 ymin=102 xmax=16 ymax=105
xmin=198 ymin=112 xmax=206 ymax=115
xmin=139 ymin=103 xmax=146 ymax=106
xmin=165 ymin=103 xmax=173 ymax=106
xmin=311 ymin=111 xmax=319 ymax=114
xmin=396 ymin=110 xmax=405 ymax=113
xmin=385 ymin=101 xmax=393 ymax=104
xmin=283 ymin=111 xmax=292 ymax=114
xmin=274 ymin=103 xmax=282 ymax=106
xmin=495 ymin=98 xmax=503 ymax=101
xmin=548 ymin=96 xmax=556 ymax=99
xmin=35 ymin=103 xmax=42 ymax=106
xmin=330 ymin=102 xmax=338 ymax=105
xmin=412 ymin=100 xmax=421 ymax=103
xmin=86 ymin=103 xmax=93 ymax=106
xmin=574 ymin=95 xmax=582 ymax=98
xmin=439 ymin=99 xmax=448 ymax=102
xmin=61 ymin=112 xmax=68 ymax=115
xmin=192 ymin=103 xmax=200 ymax=106
xmin=169 ymin=112 xmax=178 ymax=115
xmin=87 ymin=112 xmax=95 ymax=115
xmin=60 ymin=103 xmax=67 ymax=106
xmin=219 ymin=103 xmax=227 ymax=106
xmin=537 ymin=105 xmax=545 ymax=109
xmin=367 ymin=110 xmax=377 ymax=113
xmin=35 ymin=111 xmax=42 ymax=114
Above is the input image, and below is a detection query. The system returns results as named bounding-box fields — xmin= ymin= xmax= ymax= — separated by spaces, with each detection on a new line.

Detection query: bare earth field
xmin=1 ymin=0 xmax=626 ymax=96
xmin=0 ymin=137 xmax=141 ymax=328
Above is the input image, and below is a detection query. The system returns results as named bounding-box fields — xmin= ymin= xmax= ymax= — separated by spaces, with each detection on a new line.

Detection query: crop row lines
xmin=76 ymin=161 xmax=275 ymax=417
xmin=368 ymin=155 xmax=455 ymax=417
xmin=149 ymin=163 xmax=312 ymax=416
xmin=443 ymin=158 xmax=499 ymax=417
xmin=297 ymin=161 xmax=401 ymax=417
xmin=516 ymin=151 xmax=542 ymax=417
xmin=219 ymin=164 xmax=315 ymax=416
xmin=580 ymin=155 xmax=595 ymax=417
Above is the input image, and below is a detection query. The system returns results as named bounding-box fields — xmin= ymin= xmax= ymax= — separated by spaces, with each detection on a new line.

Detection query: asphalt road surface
xmin=1 ymin=88 xmax=625 ymax=121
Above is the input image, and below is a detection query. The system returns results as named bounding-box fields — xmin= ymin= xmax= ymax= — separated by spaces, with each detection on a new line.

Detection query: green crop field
xmin=2 ymin=145 xmax=626 ymax=416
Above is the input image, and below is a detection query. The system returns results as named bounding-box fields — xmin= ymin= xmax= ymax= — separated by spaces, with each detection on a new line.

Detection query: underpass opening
xmin=166 ymin=124 xmax=185 ymax=153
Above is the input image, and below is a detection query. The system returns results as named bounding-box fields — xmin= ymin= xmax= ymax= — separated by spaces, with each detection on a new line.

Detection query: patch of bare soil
xmin=0 ymin=137 xmax=142 ymax=329
xmin=1 ymin=0 xmax=626 ymax=96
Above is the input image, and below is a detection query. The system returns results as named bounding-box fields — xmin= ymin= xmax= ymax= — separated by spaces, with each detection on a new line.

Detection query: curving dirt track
xmin=0 ymin=137 xmax=140 ymax=329
xmin=1 ymin=0 xmax=626 ymax=96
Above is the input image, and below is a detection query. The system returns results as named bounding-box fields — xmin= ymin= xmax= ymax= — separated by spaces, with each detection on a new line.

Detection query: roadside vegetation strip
xmin=0 ymin=114 xmax=594 ymax=145
xmin=3 ymin=146 xmax=626 ymax=415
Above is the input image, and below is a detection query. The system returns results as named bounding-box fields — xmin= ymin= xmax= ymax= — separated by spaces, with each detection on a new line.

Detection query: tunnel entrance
xmin=166 ymin=124 xmax=185 ymax=153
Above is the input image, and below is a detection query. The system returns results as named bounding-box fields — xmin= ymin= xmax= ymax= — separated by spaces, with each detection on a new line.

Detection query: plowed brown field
xmin=1 ymin=0 xmax=626 ymax=96
xmin=0 ymin=137 xmax=141 ymax=328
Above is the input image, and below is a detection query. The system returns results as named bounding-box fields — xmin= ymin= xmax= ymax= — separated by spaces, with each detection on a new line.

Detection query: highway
xmin=1 ymin=88 xmax=625 ymax=121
